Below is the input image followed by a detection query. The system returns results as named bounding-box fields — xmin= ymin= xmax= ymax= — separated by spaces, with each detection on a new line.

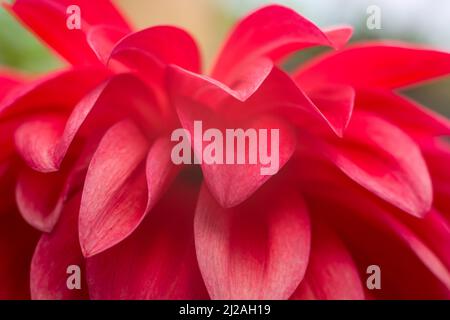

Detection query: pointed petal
xmin=356 ymin=89 xmax=450 ymax=141
xmin=195 ymin=182 xmax=311 ymax=299
xmin=30 ymin=194 xmax=88 ymax=300
xmin=321 ymin=25 xmax=354 ymax=49
xmin=212 ymin=5 xmax=350 ymax=80
xmin=314 ymin=112 xmax=433 ymax=217
xmin=295 ymin=42 xmax=450 ymax=89
xmin=6 ymin=0 xmax=132 ymax=65
xmin=304 ymin=84 xmax=355 ymax=137
xmin=0 ymin=68 xmax=109 ymax=120
xmin=86 ymin=177 xmax=208 ymax=299
xmin=87 ymin=25 xmax=128 ymax=64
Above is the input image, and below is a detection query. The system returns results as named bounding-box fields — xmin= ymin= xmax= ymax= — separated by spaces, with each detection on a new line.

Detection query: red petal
xmin=0 ymin=71 xmax=22 ymax=103
xmin=295 ymin=42 xmax=450 ymax=89
xmin=356 ymin=89 xmax=450 ymax=141
xmin=87 ymin=26 xmax=128 ymax=64
xmin=14 ymin=114 xmax=66 ymax=172
xmin=12 ymin=74 xmax=159 ymax=172
xmin=56 ymin=74 xmax=161 ymax=164
xmin=79 ymin=114 xmax=177 ymax=257
xmin=312 ymin=112 xmax=433 ymax=217
xmin=110 ymin=26 xmax=201 ymax=73
xmin=422 ymin=140 xmax=450 ymax=220
xmin=398 ymin=209 xmax=450 ymax=273
xmin=170 ymin=64 xmax=353 ymax=137
xmin=0 ymin=68 xmax=109 ymax=120
xmin=16 ymin=166 xmax=67 ymax=232
xmin=0 ymin=160 xmax=17 ymax=215
xmin=318 ymin=199 xmax=450 ymax=299
xmin=321 ymin=25 xmax=354 ymax=49
xmin=212 ymin=5 xmax=350 ymax=81
xmin=79 ymin=120 xmax=149 ymax=257
xmin=145 ymin=137 xmax=180 ymax=208
xmin=30 ymin=193 xmax=88 ymax=300
xmin=295 ymin=160 xmax=450 ymax=297
xmin=7 ymin=0 xmax=132 ymax=65
xmin=291 ymin=220 xmax=365 ymax=300
xmin=15 ymin=140 xmax=92 ymax=232
xmin=86 ymin=176 xmax=208 ymax=299
xmin=169 ymin=65 xmax=355 ymax=206
xmin=195 ymin=182 xmax=311 ymax=299
xmin=0 ymin=211 xmax=39 ymax=299
xmin=175 ymin=94 xmax=297 ymax=207
xmin=304 ymin=84 xmax=355 ymax=137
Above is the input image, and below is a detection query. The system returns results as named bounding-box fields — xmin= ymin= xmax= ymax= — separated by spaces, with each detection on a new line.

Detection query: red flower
xmin=0 ymin=1 xmax=449 ymax=300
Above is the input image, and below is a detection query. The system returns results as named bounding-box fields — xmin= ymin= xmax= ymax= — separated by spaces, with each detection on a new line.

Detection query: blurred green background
xmin=0 ymin=0 xmax=449 ymax=116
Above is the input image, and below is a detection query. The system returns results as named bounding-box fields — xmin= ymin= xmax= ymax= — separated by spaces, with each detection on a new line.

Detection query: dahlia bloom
xmin=0 ymin=0 xmax=449 ymax=300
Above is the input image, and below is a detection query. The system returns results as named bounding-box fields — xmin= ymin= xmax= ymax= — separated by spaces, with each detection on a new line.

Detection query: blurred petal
xmin=0 ymin=160 xmax=17 ymax=215
xmin=423 ymin=140 xmax=450 ymax=220
xmin=296 ymin=161 xmax=450 ymax=297
xmin=356 ymin=89 xmax=450 ymax=141
xmin=30 ymin=194 xmax=88 ymax=300
xmin=0 ymin=211 xmax=39 ymax=299
xmin=321 ymin=25 xmax=354 ymax=49
xmin=6 ymin=0 xmax=131 ymax=65
xmin=291 ymin=220 xmax=365 ymax=300
xmin=195 ymin=183 xmax=311 ymax=299
xmin=295 ymin=42 xmax=450 ymax=89
xmin=87 ymin=176 xmax=208 ymax=299
xmin=87 ymin=25 xmax=128 ymax=64
xmin=0 ymin=71 xmax=22 ymax=103
xmin=0 ymin=68 xmax=108 ymax=120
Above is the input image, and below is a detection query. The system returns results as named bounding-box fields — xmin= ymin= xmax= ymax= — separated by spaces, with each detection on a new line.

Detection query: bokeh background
xmin=1 ymin=0 xmax=449 ymax=116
